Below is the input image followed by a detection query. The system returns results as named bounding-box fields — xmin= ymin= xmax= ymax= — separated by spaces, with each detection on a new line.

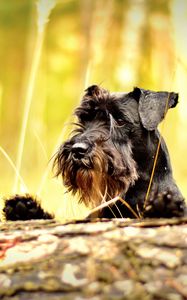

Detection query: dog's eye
xmin=112 ymin=115 xmax=126 ymax=126
xmin=109 ymin=106 xmax=126 ymax=126
xmin=116 ymin=118 xmax=126 ymax=126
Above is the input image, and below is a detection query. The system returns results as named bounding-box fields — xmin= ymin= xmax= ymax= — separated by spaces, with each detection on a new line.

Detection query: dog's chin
xmin=59 ymin=151 xmax=135 ymax=208
xmin=74 ymin=167 xmax=102 ymax=207
xmin=73 ymin=167 xmax=131 ymax=208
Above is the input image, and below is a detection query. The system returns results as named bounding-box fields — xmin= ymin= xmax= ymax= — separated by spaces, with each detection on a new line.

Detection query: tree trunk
xmin=0 ymin=218 xmax=187 ymax=300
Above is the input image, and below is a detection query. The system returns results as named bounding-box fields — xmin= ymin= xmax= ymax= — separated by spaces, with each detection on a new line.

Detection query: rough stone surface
xmin=0 ymin=218 xmax=187 ymax=300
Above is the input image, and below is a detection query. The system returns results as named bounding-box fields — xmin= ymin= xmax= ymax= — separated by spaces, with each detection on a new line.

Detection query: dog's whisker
xmin=98 ymin=188 xmax=118 ymax=218
xmin=100 ymin=186 xmax=121 ymax=218
xmin=136 ymin=203 xmax=143 ymax=218
xmin=102 ymin=187 xmax=125 ymax=219
xmin=108 ymin=197 xmax=124 ymax=219
xmin=87 ymin=196 xmax=131 ymax=218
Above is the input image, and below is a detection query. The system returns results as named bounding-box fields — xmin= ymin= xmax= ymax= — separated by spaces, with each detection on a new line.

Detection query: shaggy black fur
xmin=3 ymin=194 xmax=53 ymax=221
xmin=2 ymin=85 xmax=186 ymax=220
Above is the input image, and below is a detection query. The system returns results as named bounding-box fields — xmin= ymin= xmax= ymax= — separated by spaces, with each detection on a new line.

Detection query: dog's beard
xmin=54 ymin=145 xmax=138 ymax=208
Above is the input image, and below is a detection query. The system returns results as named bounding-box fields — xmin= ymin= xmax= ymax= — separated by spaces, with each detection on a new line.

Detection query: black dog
xmin=3 ymin=85 xmax=186 ymax=220
xmin=53 ymin=85 xmax=186 ymax=218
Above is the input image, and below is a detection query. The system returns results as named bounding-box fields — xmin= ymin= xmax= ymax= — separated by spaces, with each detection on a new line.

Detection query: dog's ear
xmin=130 ymin=87 xmax=178 ymax=130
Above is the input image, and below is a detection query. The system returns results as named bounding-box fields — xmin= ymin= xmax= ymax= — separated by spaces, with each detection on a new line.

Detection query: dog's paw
xmin=142 ymin=190 xmax=186 ymax=218
xmin=3 ymin=194 xmax=54 ymax=221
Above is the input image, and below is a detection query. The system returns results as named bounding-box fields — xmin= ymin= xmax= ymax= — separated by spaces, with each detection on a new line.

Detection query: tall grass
xmin=13 ymin=0 xmax=57 ymax=193
xmin=0 ymin=146 xmax=28 ymax=193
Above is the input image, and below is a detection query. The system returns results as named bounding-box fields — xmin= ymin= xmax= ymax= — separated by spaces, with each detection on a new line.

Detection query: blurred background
xmin=0 ymin=0 xmax=186 ymax=220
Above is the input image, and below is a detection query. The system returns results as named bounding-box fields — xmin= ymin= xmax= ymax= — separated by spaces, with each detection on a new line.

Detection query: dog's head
xmin=53 ymin=85 xmax=178 ymax=207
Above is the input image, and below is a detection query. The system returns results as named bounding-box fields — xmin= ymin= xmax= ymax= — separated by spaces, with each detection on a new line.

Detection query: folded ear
xmin=131 ymin=87 xmax=178 ymax=131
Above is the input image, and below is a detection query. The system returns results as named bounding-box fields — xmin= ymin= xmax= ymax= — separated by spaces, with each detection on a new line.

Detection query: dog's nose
xmin=72 ymin=142 xmax=90 ymax=159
